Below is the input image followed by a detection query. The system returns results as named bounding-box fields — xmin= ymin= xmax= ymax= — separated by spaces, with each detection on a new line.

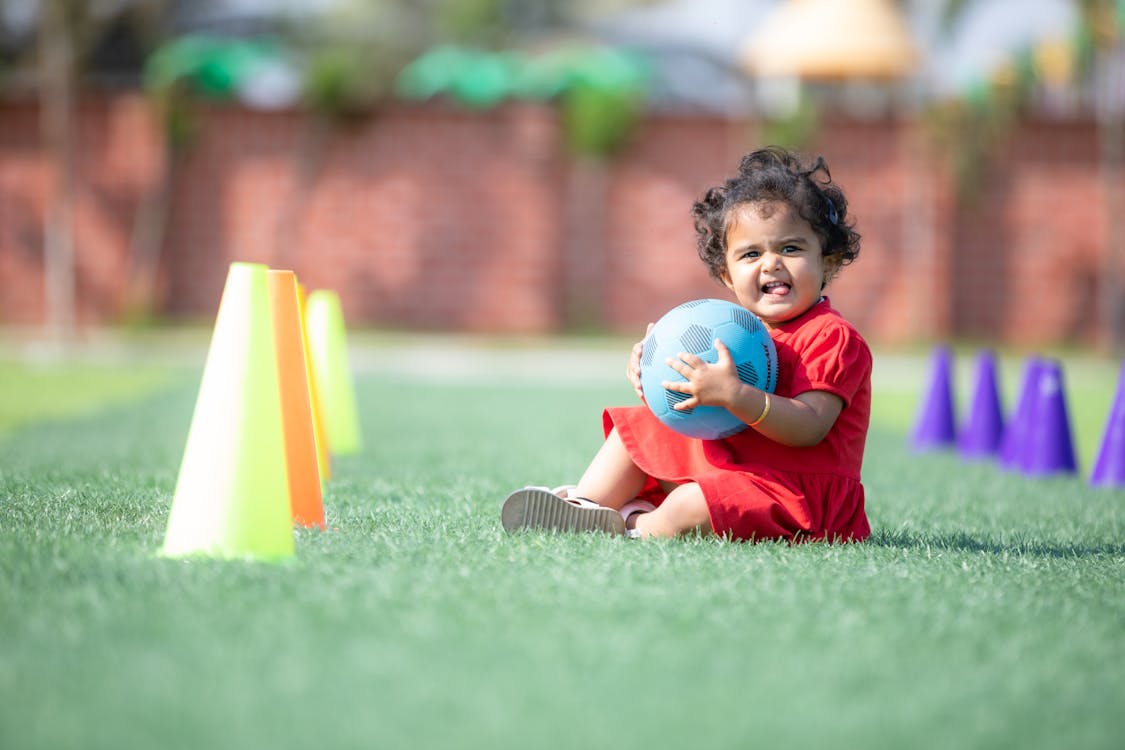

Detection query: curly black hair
xmin=691 ymin=146 xmax=861 ymax=286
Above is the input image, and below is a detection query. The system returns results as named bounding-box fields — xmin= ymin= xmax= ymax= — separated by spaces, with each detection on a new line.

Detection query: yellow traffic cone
xmin=305 ymin=289 xmax=362 ymax=455
xmin=161 ymin=262 xmax=294 ymax=560
xmin=269 ymin=270 xmax=325 ymax=529
xmin=297 ymin=282 xmax=331 ymax=482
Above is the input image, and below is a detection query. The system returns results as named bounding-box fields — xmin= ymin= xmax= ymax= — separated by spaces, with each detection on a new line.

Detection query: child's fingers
xmin=628 ymin=328 xmax=651 ymax=394
xmin=713 ymin=338 xmax=732 ymax=363
xmin=629 ymin=327 xmax=651 ymax=370
xmin=660 ymin=376 xmax=697 ymax=410
xmin=634 ymin=323 xmax=654 ymax=354
xmin=669 ymin=352 xmax=705 ymax=371
xmin=631 ymin=365 xmax=645 ymax=399
xmin=664 ymin=358 xmax=692 ymax=379
xmin=671 ymin=394 xmax=698 ymax=411
xmin=661 ymin=376 xmax=691 ymax=393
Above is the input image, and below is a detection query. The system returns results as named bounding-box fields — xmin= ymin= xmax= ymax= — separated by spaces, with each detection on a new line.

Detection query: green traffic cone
xmin=305 ymin=290 xmax=362 ymax=456
xmin=161 ymin=262 xmax=294 ymax=560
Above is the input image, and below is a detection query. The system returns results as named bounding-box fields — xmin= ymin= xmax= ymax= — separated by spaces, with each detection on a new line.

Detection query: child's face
xmin=720 ymin=200 xmax=839 ymax=328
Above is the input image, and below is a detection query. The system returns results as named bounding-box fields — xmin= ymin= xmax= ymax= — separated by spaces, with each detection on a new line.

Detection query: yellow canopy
xmin=742 ymin=0 xmax=920 ymax=80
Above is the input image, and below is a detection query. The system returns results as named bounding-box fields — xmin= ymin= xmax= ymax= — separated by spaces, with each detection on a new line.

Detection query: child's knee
xmin=668 ymin=483 xmax=711 ymax=523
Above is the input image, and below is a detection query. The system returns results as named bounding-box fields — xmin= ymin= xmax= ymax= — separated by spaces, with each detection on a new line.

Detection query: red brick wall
xmin=598 ymin=116 xmax=958 ymax=341
xmin=0 ymin=93 xmax=1118 ymax=346
xmin=948 ymin=121 xmax=1106 ymax=344
xmin=159 ymin=102 xmax=565 ymax=332
xmin=0 ymin=101 xmax=45 ymax=323
xmin=601 ymin=115 xmax=744 ymax=330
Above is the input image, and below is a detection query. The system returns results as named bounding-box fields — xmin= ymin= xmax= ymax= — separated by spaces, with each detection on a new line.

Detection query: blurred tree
xmin=929 ymin=0 xmax=1123 ymax=351
xmin=22 ymin=0 xmax=656 ymax=326
xmin=273 ymin=0 xmax=654 ymax=284
xmin=11 ymin=0 xmax=169 ymax=334
xmin=268 ymin=1 xmax=427 ymax=269
xmin=1079 ymin=0 xmax=1125 ymax=352
xmin=39 ymin=0 xmax=76 ymax=341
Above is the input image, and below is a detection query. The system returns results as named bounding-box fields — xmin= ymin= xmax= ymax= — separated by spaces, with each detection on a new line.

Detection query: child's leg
xmin=573 ymin=428 xmax=649 ymax=510
xmin=631 ymin=482 xmax=713 ymax=538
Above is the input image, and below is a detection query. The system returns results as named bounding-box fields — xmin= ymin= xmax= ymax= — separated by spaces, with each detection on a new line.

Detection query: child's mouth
xmin=761 ymin=281 xmax=790 ymax=296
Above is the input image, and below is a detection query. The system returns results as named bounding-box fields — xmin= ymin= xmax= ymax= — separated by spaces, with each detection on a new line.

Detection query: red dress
xmin=604 ymin=298 xmax=872 ymax=543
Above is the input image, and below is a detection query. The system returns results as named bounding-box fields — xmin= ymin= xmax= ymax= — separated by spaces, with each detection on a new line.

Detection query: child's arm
xmin=664 ymin=339 xmax=843 ymax=447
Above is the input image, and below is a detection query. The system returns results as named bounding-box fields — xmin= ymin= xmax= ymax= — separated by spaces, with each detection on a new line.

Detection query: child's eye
xmin=781 ymin=244 xmax=802 ymax=254
xmin=739 ymin=249 xmax=760 ymax=260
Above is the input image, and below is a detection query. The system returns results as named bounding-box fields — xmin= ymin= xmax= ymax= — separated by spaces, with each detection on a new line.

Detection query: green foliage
xmin=1 ymin=348 xmax=1121 ymax=749
xmin=434 ymin=0 xmax=511 ymax=48
xmin=301 ymin=47 xmax=387 ymax=118
xmin=397 ymin=43 xmax=650 ymax=157
xmin=396 ymin=46 xmax=524 ymax=109
xmin=291 ymin=3 xmax=427 ymax=119
xmin=759 ymin=94 xmax=821 ymax=152
xmin=928 ymin=0 xmax=1124 ymax=206
xmin=142 ymin=36 xmax=292 ymax=150
xmin=561 ymin=83 xmax=645 ymax=158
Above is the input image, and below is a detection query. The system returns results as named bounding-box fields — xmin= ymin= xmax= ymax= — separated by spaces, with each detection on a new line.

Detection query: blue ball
xmin=640 ymin=298 xmax=778 ymax=440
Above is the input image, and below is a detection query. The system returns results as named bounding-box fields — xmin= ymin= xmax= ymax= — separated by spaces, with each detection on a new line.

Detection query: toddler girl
xmin=502 ymin=146 xmax=871 ymax=542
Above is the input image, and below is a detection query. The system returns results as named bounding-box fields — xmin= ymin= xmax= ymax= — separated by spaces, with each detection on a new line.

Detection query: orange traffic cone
xmin=268 ymin=270 xmax=325 ymax=529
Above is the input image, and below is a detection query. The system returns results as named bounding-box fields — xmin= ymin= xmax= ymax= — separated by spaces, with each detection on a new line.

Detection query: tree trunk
xmin=272 ymin=114 xmax=333 ymax=272
xmin=40 ymin=0 xmax=76 ymax=341
xmin=125 ymin=146 xmax=174 ymax=323
xmin=562 ymin=156 xmax=610 ymax=330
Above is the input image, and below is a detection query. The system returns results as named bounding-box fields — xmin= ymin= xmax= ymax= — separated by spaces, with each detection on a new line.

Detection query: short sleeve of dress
xmin=786 ymin=320 xmax=872 ymax=407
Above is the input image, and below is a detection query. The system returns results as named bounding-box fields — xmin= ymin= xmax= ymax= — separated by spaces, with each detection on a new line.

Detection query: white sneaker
xmin=501 ymin=487 xmax=626 ymax=535
xmin=542 ymin=486 xmax=654 ymax=524
xmin=618 ymin=499 xmax=656 ymax=521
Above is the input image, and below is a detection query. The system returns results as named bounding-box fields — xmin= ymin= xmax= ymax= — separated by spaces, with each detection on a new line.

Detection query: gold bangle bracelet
xmin=749 ymin=392 xmax=771 ymax=427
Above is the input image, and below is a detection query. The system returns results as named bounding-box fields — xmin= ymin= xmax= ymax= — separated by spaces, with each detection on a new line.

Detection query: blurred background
xmin=1 ymin=0 xmax=1123 ymax=351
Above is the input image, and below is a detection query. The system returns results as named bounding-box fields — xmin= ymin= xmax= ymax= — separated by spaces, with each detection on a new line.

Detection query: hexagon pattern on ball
xmin=640 ymin=299 xmax=778 ymax=440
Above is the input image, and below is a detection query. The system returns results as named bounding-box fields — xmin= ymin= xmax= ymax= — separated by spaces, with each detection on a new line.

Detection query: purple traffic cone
xmin=1090 ymin=359 xmax=1125 ymax=488
xmin=911 ymin=346 xmax=957 ymax=452
xmin=958 ymin=349 xmax=1005 ymax=460
xmin=998 ymin=357 xmax=1045 ymax=472
xmin=1020 ymin=359 xmax=1078 ymax=477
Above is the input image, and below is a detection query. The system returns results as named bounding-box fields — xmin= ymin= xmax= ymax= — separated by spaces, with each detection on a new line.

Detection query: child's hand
xmin=663 ymin=339 xmax=744 ymax=411
xmin=667 ymin=339 xmax=847 ymax=447
xmin=628 ymin=323 xmax=655 ymax=401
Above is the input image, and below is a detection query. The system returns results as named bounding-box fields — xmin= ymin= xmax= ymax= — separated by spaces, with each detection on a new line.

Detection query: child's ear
xmin=822 ymin=255 xmax=843 ymax=287
xmin=720 ymin=268 xmax=735 ymax=292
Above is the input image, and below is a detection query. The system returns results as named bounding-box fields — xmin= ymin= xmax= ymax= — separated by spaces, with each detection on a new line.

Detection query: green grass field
xmin=1 ymin=336 xmax=1122 ymax=750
